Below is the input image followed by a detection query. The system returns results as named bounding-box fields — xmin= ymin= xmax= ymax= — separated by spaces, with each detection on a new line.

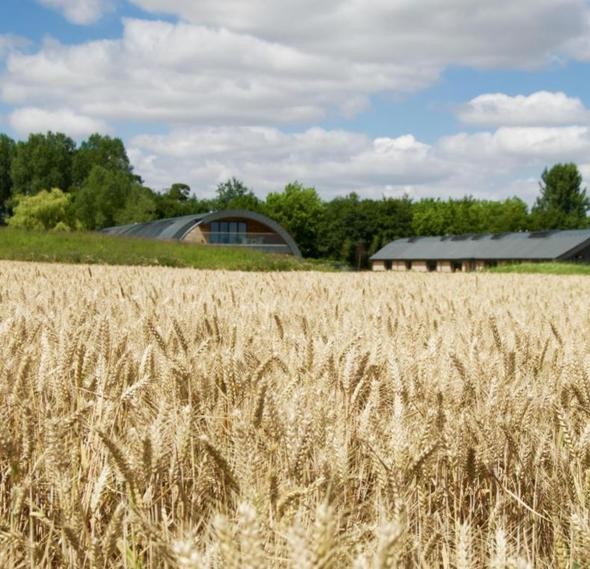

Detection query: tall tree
xmin=73 ymin=165 xmax=154 ymax=230
xmin=531 ymin=163 xmax=589 ymax=229
xmin=0 ymin=134 xmax=15 ymax=217
xmin=214 ymin=177 xmax=263 ymax=211
xmin=11 ymin=132 xmax=76 ymax=196
xmin=265 ymin=182 xmax=325 ymax=257
xmin=155 ymin=183 xmax=208 ymax=218
xmin=72 ymin=134 xmax=135 ymax=187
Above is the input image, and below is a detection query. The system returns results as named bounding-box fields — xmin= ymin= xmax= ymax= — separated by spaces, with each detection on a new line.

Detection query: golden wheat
xmin=1 ymin=260 xmax=590 ymax=567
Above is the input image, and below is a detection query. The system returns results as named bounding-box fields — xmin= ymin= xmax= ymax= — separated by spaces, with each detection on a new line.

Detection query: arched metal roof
xmin=103 ymin=210 xmax=302 ymax=257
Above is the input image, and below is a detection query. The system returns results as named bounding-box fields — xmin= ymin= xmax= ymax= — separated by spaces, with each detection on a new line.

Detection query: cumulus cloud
xmin=128 ymin=127 xmax=449 ymax=198
xmin=37 ymin=0 xmax=112 ymax=25
xmin=439 ymin=126 xmax=590 ymax=163
xmin=0 ymin=19 xmax=438 ymax=126
xmin=126 ymin=124 xmax=590 ymax=202
xmin=130 ymin=0 xmax=590 ymax=68
xmin=9 ymin=107 xmax=109 ymax=138
xmin=5 ymin=2 xmax=590 ymax=128
xmin=458 ymin=91 xmax=590 ymax=127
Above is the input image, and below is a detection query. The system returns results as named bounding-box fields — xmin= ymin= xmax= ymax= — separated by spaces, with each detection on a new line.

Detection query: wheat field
xmin=1 ymin=261 xmax=589 ymax=568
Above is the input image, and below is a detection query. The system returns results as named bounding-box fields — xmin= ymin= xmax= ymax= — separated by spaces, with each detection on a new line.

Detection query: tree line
xmin=1 ymin=131 xmax=589 ymax=266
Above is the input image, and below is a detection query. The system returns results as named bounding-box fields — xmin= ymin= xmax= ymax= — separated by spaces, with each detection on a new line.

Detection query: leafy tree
xmin=7 ymin=188 xmax=75 ymax=231
xmin=72 ymin=133 xmax=135 ymax=187
xmin=74 ymin=165 xmax=153 ymax=230
xmin=11 ymin=132 xmax=76 ymax=196
xmin=155 ymin=183 xmax=209 ymax=218
xmin=167 ymin=183 xmax=191 ymax=202
xmin=0 ymin=134 xmax=15 ymax=217
xmin=476 ymin=198 xmax=529 ymax=233
xmin=317 ymin=193 xmax=412 ymax=266
xmin=214 ymin=177 xmax=263 ymax=211
xmin=412 ymin=196 xmax=530 ymax=236
xmin=265 ymin=182 xmax=325 ymax=257
xmin=114 ymin=185 xmax=158 ymax=226
xmin=531 ymin=163 xmax=589 ymax=229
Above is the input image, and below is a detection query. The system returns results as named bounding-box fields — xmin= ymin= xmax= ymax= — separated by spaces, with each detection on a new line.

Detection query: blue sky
xmin=1 ymin=0 xmax=590 ymax=201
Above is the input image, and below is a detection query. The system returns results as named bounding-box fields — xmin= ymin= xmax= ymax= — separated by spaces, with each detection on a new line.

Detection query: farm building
xmin=370 ymin=229 xmax=590 ymax=272
xmin=103 ymin=210 xmax=302 ymax=257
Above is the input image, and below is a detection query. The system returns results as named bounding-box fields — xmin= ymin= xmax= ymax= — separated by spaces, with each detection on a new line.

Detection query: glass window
xmin=219 ymin=222 xmax=229 ymax=243
xmin=210 ymin=222 xmax=219 ymax=243
xmin=209 ymin=220 xmax=248 ymax=244
xmin=229 ymin=222 xmax=238 ymax=243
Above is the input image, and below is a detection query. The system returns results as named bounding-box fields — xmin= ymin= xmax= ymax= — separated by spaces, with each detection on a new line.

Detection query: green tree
xmin=167 ymin=183 xmax=191 ymax=202
xmin=155 ymin=183 xmax=209 ymax=218
xmin=74 ymin=165 xmax=153 ymax=230
xmin=7 ymin=188 xmax=75 ymax=231
xmin=265 ymin=182 xmax=325 ymax=257
xmin=0 ymin=134 xmax=16 ymax=217
xmin=214 ymin=177 xmax=262 ymax=211
xmin=11 ymin=132 xmax=76 ymax=196
xmin=317 ymin=193 xmax=413 ymax=266
xmin=531 ymin=163 xmax=589 ymax=229
xmin=114 ymin=185 xmax=158 ymax=226
xmin=412 ymin=196 xmax=530 ymax=236
xmin=72 ymin=133 xmax=135 ymax=187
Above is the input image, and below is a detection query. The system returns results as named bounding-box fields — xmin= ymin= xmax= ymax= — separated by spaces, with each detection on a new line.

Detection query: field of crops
xmin=1 ymin=261 xmax=589 ymax=568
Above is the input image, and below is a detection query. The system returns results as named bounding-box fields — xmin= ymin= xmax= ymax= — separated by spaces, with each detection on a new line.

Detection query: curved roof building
xmin=102 ymin=209 xmax=301 ymax=257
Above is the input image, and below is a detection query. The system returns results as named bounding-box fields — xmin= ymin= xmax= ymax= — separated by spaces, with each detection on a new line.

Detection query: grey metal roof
xmin=103 ymin=214 xmax=209 ymax=241
xmin=102 ymin=210 xmax=302 ymax=257
xmin=370 ymin=229 xmax=590 ymax=261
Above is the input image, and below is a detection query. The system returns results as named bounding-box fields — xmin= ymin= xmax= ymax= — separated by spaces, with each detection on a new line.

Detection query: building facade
xmin=371 ymin=229 xmax=590 ymax=272
xmin=103 ymin=210 xmax=302 ymax=257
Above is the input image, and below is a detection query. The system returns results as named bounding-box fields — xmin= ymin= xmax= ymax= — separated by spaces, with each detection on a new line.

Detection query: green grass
xmin=488 ymin=261 xmax=590 ymax=275
xmin=0 ymin=227 xmax=332 ymax=271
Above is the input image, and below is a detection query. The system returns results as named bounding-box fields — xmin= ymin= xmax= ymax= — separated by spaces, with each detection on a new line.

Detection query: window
xmin=210 ymin=220 xmax=248 ymax=244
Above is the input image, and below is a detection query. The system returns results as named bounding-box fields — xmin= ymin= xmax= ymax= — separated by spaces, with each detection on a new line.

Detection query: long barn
xmin=370 ymin=229 xmax=590 ymax=272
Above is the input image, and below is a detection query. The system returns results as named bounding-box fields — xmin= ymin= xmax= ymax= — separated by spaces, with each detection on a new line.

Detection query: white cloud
xmin=5 ymin=2 xmax=590 ymax=129
xmin=458 ymin=91 xmax=590 ymax=127
xmin=37 ymin=0 xmax=112 ymax=25
xmin=127 ymin=124 xmax=590 ymax=202
xmin=130 ymin=0 xmax=590 ymax=68
xmin=9 ymin=107 xmax=109 ymax=138
xmin=1 ymin=19 xmax=437 ymax=126
xmin=439 ymin=126 xmax=590 ymax=163
xmin=129 ymin=127 xmax=449 ymax=198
